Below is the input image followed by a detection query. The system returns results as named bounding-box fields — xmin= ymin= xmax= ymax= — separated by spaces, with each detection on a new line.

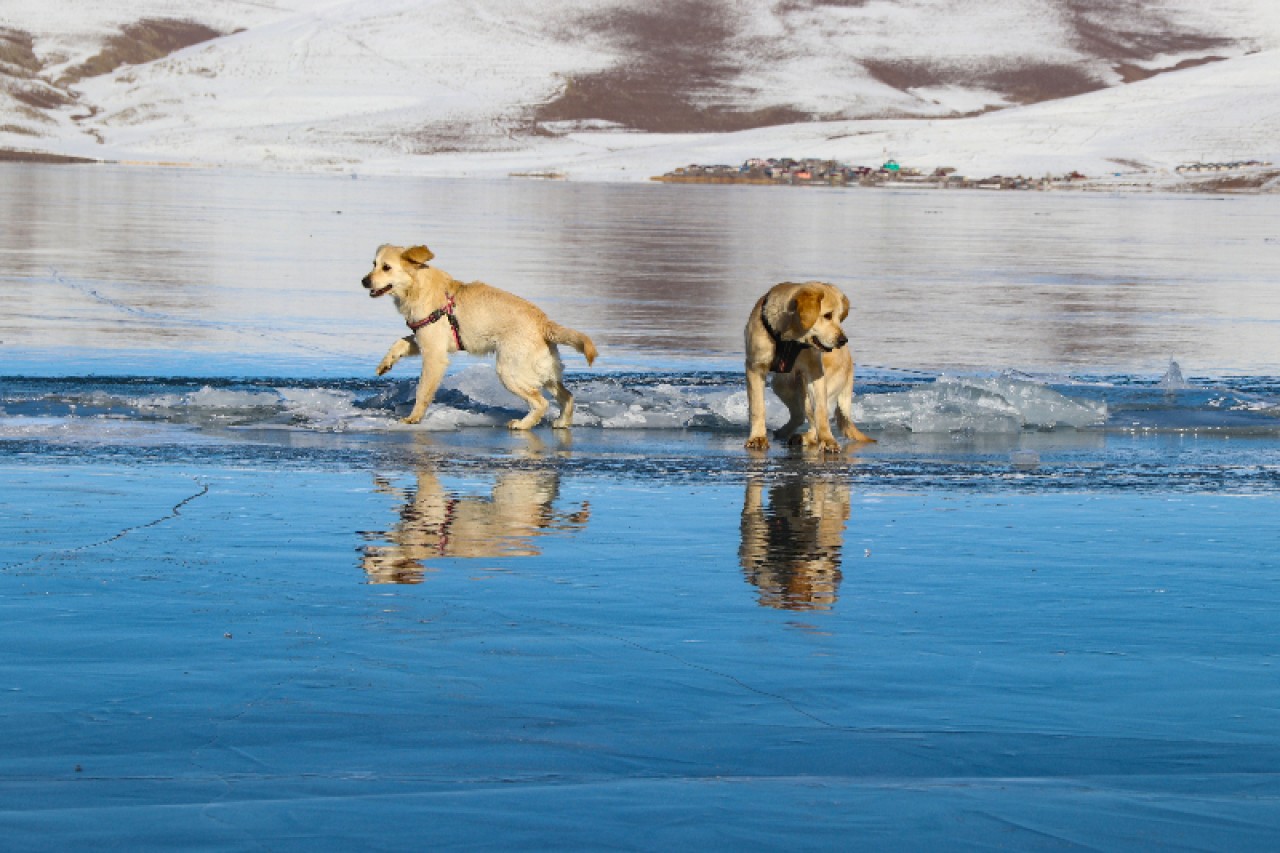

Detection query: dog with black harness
xmin=743 ymin=280 xmax=875 ymax=452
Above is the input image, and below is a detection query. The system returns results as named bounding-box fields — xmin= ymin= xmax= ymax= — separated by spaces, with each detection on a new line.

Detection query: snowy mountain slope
xmin=458 ymin=45 xmax=1280 ymax=184
xmin=2 ymin=0 xmax=1279 ymax=180
xmin=1 ymin=1 xmax=302 ymax=154
xmin=73 ymin=1 xmax=620 ymax=165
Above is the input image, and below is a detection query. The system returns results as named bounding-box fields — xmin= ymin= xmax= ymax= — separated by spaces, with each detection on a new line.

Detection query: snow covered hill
xmin=2 ymin=0 xmax=1279 ymax=183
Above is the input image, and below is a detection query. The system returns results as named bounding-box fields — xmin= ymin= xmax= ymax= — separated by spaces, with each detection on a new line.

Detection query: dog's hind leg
xmin=507 ymin=386 xmax=549 ymax=430
xmin=833 ymin=369 xmax=876 ymax=443
xmin=834 ymin=398 xmax=874 ymax=443
xmin=550 ymin=380 xmax=574 ymax=429
xmin=499 ymin=347 xmax=556 ymax=430
xmin=770 ymin=373 xmax=807 ymax=442
xmin=543 ymin=348 xmax=575 ymax=429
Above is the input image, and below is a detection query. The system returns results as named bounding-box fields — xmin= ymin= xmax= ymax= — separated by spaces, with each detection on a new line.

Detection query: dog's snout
xmin=837 ymin=334 xmax=849 ymax=349
xmin=361 ymin=275 xmax=372 ymax=288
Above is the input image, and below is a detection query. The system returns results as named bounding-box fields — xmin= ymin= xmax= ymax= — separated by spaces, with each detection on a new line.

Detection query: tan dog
xmin=744 ymin=281 xmax=874 ymax=452
xmin=362 ymin=244 xmax=597 ymax=428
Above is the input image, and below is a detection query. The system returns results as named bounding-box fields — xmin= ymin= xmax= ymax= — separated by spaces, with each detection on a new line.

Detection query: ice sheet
xmin=12 ymin=370 xmax=1280 ymax=450
xmin=4 ymin=166 xmax=1280 ymax=850
xmin=4 ymin=455 xmax=1280 ymax=849
xmin=6 ymin=167 xmax=1280 ymax=376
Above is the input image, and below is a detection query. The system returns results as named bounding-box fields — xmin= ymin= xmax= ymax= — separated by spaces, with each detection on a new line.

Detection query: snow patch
xmin=3 ymin=1 xmax=1280 ymax=181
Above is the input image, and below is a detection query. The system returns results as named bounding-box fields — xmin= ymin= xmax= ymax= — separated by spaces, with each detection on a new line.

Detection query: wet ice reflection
xmin=8 ymin=166 xmax=1280 ymax=375
xmin=359 ymin=465 xmax=589 ymax=584
xmin=739 ymin=474 xmax=852 ymax=611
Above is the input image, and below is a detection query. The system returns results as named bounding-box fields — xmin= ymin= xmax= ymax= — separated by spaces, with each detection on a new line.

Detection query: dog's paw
xmin=507 ymin=418 xmax=534 ymax=430
xmin=792 ymin=433 xmax=840 ymax=453
xmin=401 ymin=414 xmax=423 ymax=425
xmin=376 ymin=360 xmax=395 ymax=376
xmin=744 ymin=435 xmax=770 ymax=451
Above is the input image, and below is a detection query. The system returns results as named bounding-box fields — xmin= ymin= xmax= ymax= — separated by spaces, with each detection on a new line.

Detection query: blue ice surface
xmin=8 ymin=160 xmax=1280 ymax=848
xmin=3 ymin=419 xmax=1280 ymax=849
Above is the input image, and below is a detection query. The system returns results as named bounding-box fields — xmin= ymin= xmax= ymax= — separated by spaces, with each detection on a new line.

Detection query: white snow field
xmin=2 ymin=0 xmax=1280 ymax=183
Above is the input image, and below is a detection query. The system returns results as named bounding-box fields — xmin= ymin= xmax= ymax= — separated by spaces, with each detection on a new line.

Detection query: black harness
xmin=760 ymin=307 xmax=808 ymax=374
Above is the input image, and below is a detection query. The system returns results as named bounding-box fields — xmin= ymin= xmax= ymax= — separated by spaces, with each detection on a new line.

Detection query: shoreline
xmin=5 ymin=146 xmax=1279 ymax=195
xmin=650 ymin=171 xmax=1280 ymax=194
xmin=653 ymin=156 xmax=1280 ymax=194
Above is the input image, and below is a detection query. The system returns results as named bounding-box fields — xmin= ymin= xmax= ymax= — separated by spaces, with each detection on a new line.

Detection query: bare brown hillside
xmin=58 ymin=19 xmax=224 ymax=84
xmin=537 ymin=1 xmax=808 ymax=132
xmin=536 ymin=0 xmax=1247 ymax=132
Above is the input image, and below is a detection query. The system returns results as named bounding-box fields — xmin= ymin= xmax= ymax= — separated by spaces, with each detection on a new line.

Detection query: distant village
xmin=652 ymin=157 xmax=1276 ymax=191
xmin=1174 ymin=159 xmax=1273 ymax=173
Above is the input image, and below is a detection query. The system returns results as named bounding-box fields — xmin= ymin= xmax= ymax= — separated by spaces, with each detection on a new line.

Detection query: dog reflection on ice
xmin=359 ymin=465 xmax=589 ymax=584
xmin=739 ymin=475 xmax=851 ymax=611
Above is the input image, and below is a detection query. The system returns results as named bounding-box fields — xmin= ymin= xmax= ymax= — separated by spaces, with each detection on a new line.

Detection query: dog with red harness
xmin=362 ymin=244 xmax=597 ymax=428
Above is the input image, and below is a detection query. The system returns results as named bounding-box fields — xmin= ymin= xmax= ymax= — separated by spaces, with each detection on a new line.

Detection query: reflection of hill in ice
xmin=2 ymin=0 xmax=1279 ymax=181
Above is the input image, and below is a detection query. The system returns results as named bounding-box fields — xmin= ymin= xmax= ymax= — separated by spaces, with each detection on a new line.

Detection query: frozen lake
xmin=3 ymin=164 xmax=1280 ymax=849
xmin=3 ymin=163 xmax=1280 ymax=376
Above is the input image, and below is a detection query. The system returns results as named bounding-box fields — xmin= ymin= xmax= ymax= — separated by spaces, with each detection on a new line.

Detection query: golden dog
xmin=744 ymin=280 xmax=874 ymax=452
xmin=362 ymin=244 xmax=597 ymax=428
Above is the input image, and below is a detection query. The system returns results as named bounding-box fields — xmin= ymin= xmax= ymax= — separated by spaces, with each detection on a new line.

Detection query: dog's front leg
xmin=403 ymin=340 xmax=448 ymax=425
xmin=799 ymin=372 xmax=840 ymax=453
xmin=377 ymin=335 xmax=418 ymax=376
xmin=745 ymin=365 xmax=771 ymax=450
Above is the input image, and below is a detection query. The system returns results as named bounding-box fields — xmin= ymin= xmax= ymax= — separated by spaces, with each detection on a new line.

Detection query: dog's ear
xmin=790 ymin=288 xmax=823 ymax=331
xmin=402 ymin=245 xmax=435 ymax=267
xmin=839 ymin=291 xmax=850 ymax=322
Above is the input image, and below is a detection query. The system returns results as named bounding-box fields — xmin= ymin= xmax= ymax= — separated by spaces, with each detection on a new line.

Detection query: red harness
xmin=407 ymin=294 xmax=465 ymax=351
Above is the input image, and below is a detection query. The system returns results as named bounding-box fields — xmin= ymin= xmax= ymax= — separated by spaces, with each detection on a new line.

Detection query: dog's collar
xmin=408 ymin=293 xmax=465 ymax=351
xmin=760 ymin=301 xmax=808 ymax=374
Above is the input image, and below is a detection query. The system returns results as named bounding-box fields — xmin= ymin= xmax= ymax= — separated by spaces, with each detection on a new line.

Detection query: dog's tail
xmin=546 ymin=322 xmax=598 ymax=365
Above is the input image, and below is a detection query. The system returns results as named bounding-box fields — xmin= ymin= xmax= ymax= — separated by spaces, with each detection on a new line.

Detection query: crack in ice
xmin=1 ymin=478 xmax=209 ymax=573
